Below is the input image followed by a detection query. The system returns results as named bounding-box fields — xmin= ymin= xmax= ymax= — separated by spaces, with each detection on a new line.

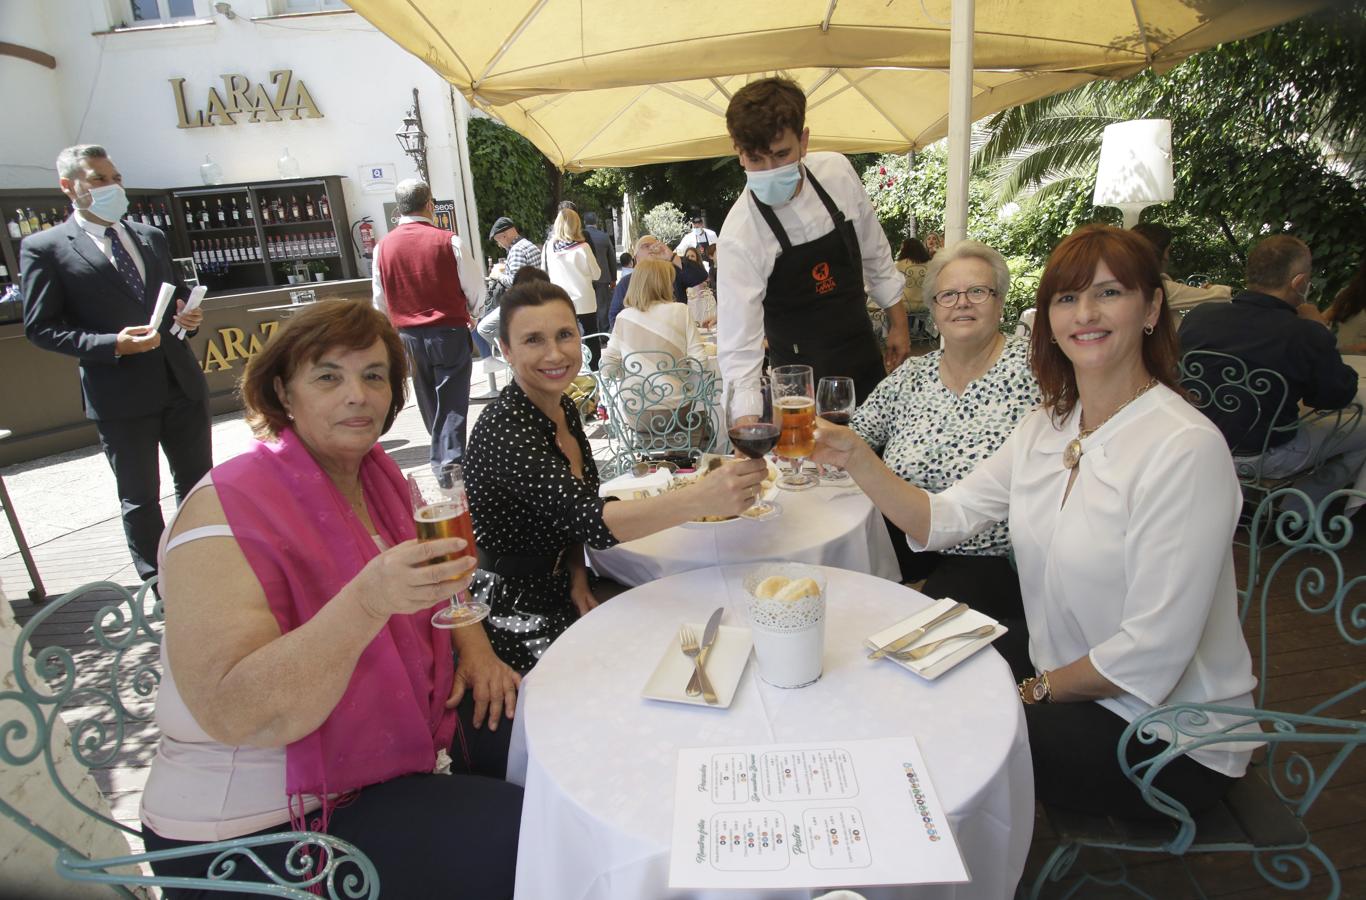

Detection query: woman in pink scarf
xmin=139 ymin=301 xmax=521 ymax=899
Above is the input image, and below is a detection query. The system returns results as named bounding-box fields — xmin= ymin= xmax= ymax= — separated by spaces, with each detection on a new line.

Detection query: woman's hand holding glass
xmin=352 ymin=538 xmax=478 ymax=620
xmin=688 ymin=457 xmax=769 ymax=518
xmin=812 ymin=415 xmax=866 ymax=472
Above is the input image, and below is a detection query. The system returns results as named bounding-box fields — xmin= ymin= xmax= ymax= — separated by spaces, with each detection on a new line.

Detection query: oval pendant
xmin=1063 ymin=438 xmax=1083 ymax=470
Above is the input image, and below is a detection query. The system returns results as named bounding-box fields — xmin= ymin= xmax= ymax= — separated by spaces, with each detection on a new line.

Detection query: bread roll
xmin=754 ymin=575 xmax=789 ymax=600
xmin=775 ymin=577 xmax=821 ymax=602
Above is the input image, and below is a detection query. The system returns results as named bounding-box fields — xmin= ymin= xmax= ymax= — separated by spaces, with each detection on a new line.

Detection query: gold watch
xmin=1018 ymin=672 xmax=1053 ymax=704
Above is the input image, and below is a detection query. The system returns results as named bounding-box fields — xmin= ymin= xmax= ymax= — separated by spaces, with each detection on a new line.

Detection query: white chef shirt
xmin=674 ymin=227 xmax=718 ymax=254
xmin=913 ymin=384 xmax=1259 ymax=777
xmin=716 ymin=152 xmax=904 ymax=389
xmin=74 ymin=210 xmax=146 ymax=284
xmin=371 ymin=215 xmax=485 ymax=318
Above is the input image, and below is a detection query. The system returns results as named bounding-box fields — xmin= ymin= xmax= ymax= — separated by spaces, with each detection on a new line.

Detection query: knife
xmin=686 ymin=607 xmax=725 ymax=697
xmin=867 ymin=601 xmax=968 ymax=660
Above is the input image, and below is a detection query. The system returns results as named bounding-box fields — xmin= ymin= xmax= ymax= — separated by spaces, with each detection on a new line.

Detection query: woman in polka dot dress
xmin=465 ymin=280 xmax=766 ymax=673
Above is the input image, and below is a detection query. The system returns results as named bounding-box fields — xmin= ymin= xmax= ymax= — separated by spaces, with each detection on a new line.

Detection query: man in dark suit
xmin=20 ymin=144 xmax=212 ymax=583
xmin=582 ymin=211 xmax=617 ymax=338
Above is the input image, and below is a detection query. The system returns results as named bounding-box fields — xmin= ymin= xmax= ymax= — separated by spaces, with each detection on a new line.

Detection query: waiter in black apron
xmin=716 ymin=77 xmax=909 ymax=404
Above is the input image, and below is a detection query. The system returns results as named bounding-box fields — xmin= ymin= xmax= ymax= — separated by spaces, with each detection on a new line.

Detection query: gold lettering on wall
xmin=170 ymin=70 xmax=323 ymax=129
xmin=201 ymin=321 xmax=280 ymax=373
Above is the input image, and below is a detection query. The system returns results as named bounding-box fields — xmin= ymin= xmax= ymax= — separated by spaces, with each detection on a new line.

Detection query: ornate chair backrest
xmin=597 ymin=349 xmax=719 ymax=470
xmin=1185 ymin=274 xmax=1214 ymax=288
xmin=1 ymin=581 xmax=163 ymax=836
xmin=1179 ymin=350 xmax=1294 ymax=482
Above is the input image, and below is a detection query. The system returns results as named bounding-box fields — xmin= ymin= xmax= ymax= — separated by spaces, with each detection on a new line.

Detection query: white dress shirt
xmin=914 ymin=385 xmax=1259 ymax=777
xmin=674 ymin=227 xmax=718 ymax=254
xmin=716 ymin=152 xmax=904 ymax=389
xmin=74 ymin=210 xmax=146 ymax=284
xmin=371 ymin=215 xmax=484 ymax=318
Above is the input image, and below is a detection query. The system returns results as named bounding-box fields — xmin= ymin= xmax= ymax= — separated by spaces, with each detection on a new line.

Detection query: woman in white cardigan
xmin=543 ymin=208 xmax=602 ymax=365
xmin=601 ymin=259 xmax=710 ymax=452
xmin=814 ymin=225 xmax=1257 ymax=823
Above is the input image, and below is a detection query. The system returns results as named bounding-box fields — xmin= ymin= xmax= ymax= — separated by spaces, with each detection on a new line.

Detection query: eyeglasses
xmin=932 ymin=285 xmax=997 ymax=308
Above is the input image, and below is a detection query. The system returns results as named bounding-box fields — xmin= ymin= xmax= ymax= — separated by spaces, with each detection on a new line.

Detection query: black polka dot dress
xmin=851 ymin=336 xmax=1041 ymax=556
xmin=465 ymin=380 xmax=619 ymax=672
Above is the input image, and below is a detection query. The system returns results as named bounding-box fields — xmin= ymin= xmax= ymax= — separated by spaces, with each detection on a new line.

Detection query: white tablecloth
xmin=507 ymin=565 xmax=1034 ymax=900
xmin=588 ymin=482 xmax=901 ymax=587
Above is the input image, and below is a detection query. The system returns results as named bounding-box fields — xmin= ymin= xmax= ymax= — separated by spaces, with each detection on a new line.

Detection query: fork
xmin=679 ymin=625 xmax=718 ymax=704
xmin=891 ymin=624 xmax=997 ymax=661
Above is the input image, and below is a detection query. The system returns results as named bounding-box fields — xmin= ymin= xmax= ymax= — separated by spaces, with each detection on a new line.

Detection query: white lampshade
xmin=1093 ymin=119 xmax=1174 ymax=228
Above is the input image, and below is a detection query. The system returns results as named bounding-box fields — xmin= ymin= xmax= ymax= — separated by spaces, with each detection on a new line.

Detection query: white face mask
xmin=745 ymin=161 xmax=801 ymax=206
xmin=76 ymin=183 xmax=129 ymax=222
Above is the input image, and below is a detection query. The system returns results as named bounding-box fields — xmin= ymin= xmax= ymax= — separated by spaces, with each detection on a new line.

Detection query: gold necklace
xmin=1062 ymin=377 xmax=1158 ymax=470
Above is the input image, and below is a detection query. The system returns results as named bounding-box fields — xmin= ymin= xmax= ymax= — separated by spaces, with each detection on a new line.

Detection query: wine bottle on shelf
xmin=17 ymin=211 xmax=32 ymax=238
xmin=230 ymin=197 xmax=241 ymax=225
xmin=290 ymin=195 xmax=301 ymax=221
xmin=191 ymin=242 xmax=203 ymax=267
xmin=260 ymin=198 xmax=272 ymax=225
xmin=151 ymin=204 xmax=163 ymax=228
xmin=304 ymin=194 xmax=316 ymax=220
xmin=244 ymin=198 xmax=254 ymax=222
xmin=216 ymin=198 xmax=227 ymax=226
xmin=198 ymin=200 xmax=211 ymax=229
xmin=184 ymin=203 xmax=195 ymax=230
xmin=27 ymin=208 xmax=40 ymax=232
xmin=7 ymin=212 xmax=21 ymax=239
xmin=317 ymin=193 xmax=330 ymax=219
xmin=38 ymin=211 xmax=52 ymax=230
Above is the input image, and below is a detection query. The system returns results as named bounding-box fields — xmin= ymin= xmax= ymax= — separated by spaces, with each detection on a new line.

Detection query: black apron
xmin=753 ymin=168 xmax=886 ymax=403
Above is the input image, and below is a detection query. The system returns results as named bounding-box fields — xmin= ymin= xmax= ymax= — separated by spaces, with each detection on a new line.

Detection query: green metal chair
xmin=0 ymin=580 xmax=378 ymax=898
xmin=595 ymin=348 xmax=720 ymax=479
xmin=1025 ymin=487 xmax=1366 ymax=899
xmin=1179 ymin=350 xmax=1363 ymax=547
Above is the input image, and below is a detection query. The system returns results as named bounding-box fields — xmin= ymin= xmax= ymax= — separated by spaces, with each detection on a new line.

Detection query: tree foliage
xmin=641 ymin=201 xmax=690 ymax=246
xmin=467 ymin=117 xmax=553 ymax=259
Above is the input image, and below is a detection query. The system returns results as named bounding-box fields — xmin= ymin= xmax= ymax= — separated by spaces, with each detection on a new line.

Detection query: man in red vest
xmin=372 ymin=179 xmax=484 ymax=465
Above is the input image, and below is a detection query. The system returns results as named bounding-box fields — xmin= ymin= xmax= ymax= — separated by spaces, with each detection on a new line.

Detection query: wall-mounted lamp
xmin=212 ymin=2 xmax=237 ymax=19
xmin=395 ymin=87 xmax=430 ymax=185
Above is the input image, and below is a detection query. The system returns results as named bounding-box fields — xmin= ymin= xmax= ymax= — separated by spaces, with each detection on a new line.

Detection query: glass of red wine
xmin=816 ymin=376 xmax=856 ymax=484
xmin=725 ymin=376 xmax=778 ymax=516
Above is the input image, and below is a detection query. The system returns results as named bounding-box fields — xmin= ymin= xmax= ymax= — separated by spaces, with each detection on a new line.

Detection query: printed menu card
xmin=668 ymin=737 xmax=968 ymax=890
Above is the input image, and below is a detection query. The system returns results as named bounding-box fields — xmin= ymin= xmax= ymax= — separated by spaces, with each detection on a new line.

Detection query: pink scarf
xmin=213 ymin=428 xmax=456 ymax=825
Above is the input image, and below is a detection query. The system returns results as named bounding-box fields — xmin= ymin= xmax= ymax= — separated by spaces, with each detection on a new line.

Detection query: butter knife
xmin=686 ymin=607 xmax=724 ymax=697
xmin=868 ymin=601 xmax=968 ymax=660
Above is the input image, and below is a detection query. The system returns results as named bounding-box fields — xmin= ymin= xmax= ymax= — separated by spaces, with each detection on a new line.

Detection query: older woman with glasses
xmin=852 ymin=241 xmax=1040 ymax=662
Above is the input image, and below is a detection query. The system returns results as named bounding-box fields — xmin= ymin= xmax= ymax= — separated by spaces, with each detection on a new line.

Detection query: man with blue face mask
xmin=716 ymin=77 xmax=909 ymax=404
xmin=20 ymin=144 xmax=212 ymax=586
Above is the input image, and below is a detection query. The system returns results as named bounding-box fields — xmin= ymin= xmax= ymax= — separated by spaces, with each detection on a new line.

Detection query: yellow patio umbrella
xmin=477 ymin=67 xmax=1096 ymax=172
xmin=346 ymin=0 xmax=1325 ymax=108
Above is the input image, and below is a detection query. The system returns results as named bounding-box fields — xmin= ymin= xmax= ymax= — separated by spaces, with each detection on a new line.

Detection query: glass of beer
xmin=771 ymin=364 xmax=818 ymax=491
xmin=816 ymin=376 xmax=856 ymax=484
xmin=724 ymin=376 xmax=779 ymax=516
xmin=407 ymin=462 xmax=489 ymax=628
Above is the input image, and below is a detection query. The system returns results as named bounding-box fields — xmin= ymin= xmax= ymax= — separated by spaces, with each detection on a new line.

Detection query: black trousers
xmin=142 ymin=692 xmax=520 ymax=899
xmin=1026 ymin=700 xmax=1237 ymax=821
xmin=579 ymin=312 xmax=603 ymax=370
xmin=918 ymin=552 xmax=1033 ymax=682
xmin=95 ymin=378 xmax=212 ymax=581
xmin=399 ymin=325 xmax=473 ymax=467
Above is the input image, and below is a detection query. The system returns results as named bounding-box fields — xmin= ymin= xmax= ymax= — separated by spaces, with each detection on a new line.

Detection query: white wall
xmin=0 ymin=0 xmax=483 ymax=274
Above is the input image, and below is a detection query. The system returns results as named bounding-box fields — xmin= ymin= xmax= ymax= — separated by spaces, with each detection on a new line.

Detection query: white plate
xmin=642 ymin=624 xmax=754 ymax=708
xmin=599 ymin=469 xmax=673 ymax=501
xmin=676 ymin=458 xmax=781 ymax=527
xmin=864 ymin=597 xmax=1006 ymax=681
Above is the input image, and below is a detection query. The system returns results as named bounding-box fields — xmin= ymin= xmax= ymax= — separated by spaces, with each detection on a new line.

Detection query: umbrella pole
xmin=945 ymin=0 xmax=974 ymax=246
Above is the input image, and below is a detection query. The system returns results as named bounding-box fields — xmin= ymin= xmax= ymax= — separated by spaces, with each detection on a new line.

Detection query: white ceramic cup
xmin=744 ymin=563 xmax=826 ymax=688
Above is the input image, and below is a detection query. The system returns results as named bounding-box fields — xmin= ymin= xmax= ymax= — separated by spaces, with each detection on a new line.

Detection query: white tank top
xmin=139 ymin=476 xmax=386 ymax=841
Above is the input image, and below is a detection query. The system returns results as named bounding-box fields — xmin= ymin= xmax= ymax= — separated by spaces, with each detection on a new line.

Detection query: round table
xmin=588 ymin=481 xmax=902 ymax=587
xmin=507 ymin=565 xmax=1034 ymax=900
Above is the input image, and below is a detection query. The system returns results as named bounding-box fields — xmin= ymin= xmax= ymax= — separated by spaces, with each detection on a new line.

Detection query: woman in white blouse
xmin=542 ymin=207 xmax=603 ymax=365
xmin=601 ymin=259 xmax=710 ymax=450
xmin=853 ymin=241 xmax=1040 ymax=670
xmin=816 ymin=225 xmax=1256 ymax=820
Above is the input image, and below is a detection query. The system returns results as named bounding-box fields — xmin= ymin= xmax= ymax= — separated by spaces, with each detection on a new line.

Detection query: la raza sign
xmin=170 ymin=70 xmax=323 ymax=128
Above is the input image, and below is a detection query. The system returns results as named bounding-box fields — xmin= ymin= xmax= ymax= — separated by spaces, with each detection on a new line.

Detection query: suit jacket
xmin=20 ymin=215 xmax=207 ymax=421
xmin=583 ymin=224 xmax=617 ymax=287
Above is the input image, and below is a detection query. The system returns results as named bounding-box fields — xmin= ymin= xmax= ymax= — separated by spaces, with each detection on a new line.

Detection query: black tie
xmin=105 ymin=226 xmax=146 ymax=300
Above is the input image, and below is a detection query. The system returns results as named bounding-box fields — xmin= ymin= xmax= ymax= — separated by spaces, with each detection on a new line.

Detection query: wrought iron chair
xmin=1179 ymin=350 xmax=1363 ymax=546
xmin=0 ymin=580 xmax=378 ymax=898
xmin=1025 ymin=487 xmax=1366 ymax=899
xmin=595 ymin=348 xmax=720 ymax=479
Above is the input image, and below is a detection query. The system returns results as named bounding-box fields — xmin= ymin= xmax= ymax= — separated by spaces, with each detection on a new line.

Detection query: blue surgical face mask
xmin=77 ymin=183 xmax=129 ymax=223
xmin=746 ymin=161 xmax=802 ymax=206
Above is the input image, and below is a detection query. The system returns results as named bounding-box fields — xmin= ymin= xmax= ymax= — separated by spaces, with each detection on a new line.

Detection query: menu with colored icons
xmin=668 ymin=737 xmax=968 ymax=891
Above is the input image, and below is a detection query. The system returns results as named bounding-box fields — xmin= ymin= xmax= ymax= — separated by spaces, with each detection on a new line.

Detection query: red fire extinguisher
xmin=358 ymin=219 xmax=376 ymax=259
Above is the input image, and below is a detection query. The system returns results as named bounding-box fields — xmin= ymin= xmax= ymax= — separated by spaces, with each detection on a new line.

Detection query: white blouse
xmin=543 ymin=241 xmax=602 ymax=315
xmin=913 ymin=385 xmax=1259 ymax=777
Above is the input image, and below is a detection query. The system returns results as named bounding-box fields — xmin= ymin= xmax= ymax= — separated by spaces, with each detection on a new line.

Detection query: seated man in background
xmin=1179 ymin=234 xmax=1363 ymax=515
xmin=607 ymin=234 xmax=707 ymax=330
xmin=1131 ymin=222 xmax=1232 ymax=313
